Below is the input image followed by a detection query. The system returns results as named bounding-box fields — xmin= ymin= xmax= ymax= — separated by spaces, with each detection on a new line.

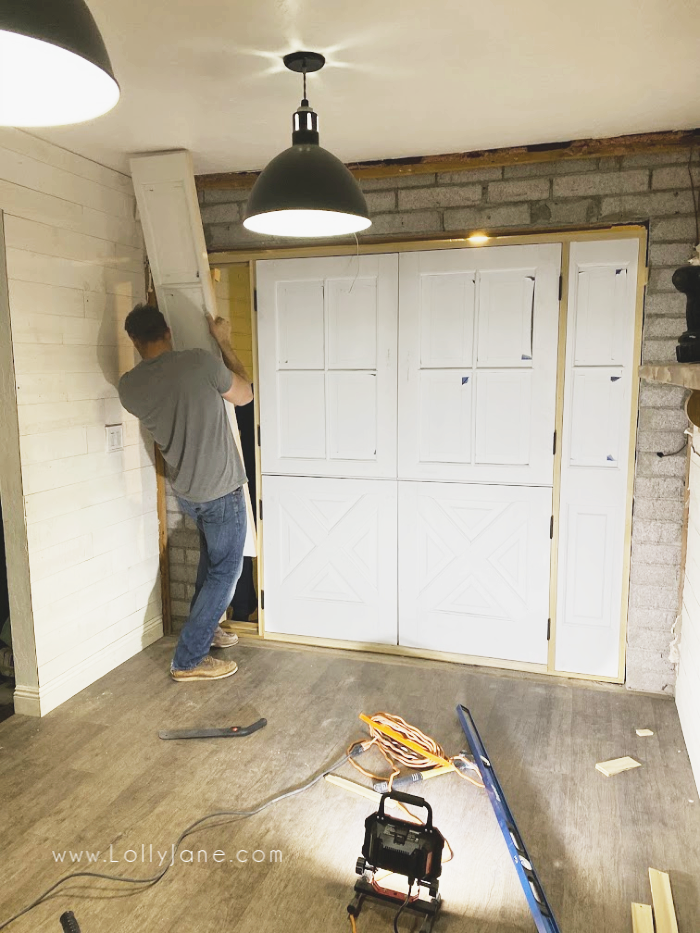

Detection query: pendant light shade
xmin=243 ymin=51 xmax=371 ymax=238
xmin=244 ymin=144 xmax=372 ymax=238
xmin=0 ymin=0 xmax=119 ymax=126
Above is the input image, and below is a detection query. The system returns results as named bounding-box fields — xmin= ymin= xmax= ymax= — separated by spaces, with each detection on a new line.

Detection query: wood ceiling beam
xmin=195 ymin=128 xmax=698 ymax=190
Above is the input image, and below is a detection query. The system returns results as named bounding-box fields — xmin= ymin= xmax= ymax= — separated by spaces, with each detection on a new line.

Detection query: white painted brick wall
xmin=199 ymin=146 xmax=700 ymax=694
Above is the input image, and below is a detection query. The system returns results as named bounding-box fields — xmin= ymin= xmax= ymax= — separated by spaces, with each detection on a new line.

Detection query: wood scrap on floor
xmin=595 ymin=756 xmax=642 ymax=776
xmin=324 ymin=774 xmax=398 ymax=808
xmin=649 ymin=868 xmax=680 ymax=933
xmin=631 ymin=903 xmax=654 ymax=933
xmin=636 ymin=728 xmax=654 ymax=737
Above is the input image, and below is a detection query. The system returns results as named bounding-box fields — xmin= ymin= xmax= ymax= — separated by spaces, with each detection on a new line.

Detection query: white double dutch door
xmin=257 ymin=239 xmax=639 ymax=678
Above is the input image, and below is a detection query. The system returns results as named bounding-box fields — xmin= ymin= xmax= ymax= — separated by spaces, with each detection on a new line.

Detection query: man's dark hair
xmin=124 ymin=304 xmax=170 ymax=343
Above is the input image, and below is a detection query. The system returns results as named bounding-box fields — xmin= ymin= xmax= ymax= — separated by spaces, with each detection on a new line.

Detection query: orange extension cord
xmin=347 ymin=712 xmax=483 ymax=791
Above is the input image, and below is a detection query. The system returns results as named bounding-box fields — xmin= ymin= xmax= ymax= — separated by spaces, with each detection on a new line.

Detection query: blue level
xmin=456 ymin=705 xmax=561 ymax=933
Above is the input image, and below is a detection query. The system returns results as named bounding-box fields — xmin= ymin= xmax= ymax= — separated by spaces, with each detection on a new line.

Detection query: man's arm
xmin=207 ymin=314 xmax=254 ymax=406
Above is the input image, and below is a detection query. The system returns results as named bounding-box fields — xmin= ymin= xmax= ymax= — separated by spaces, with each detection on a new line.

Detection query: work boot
xmin=171 ymin=656 xmax=238 ymax=682
xmin=211 ymin=626 xmax=239 ymax=648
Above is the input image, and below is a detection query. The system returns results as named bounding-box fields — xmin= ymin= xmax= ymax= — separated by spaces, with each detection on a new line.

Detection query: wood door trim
xmin=155 ymin=447 xmax=172 ymax=636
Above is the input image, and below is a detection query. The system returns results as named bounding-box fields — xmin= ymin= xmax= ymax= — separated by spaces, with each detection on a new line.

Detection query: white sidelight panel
xmin=398 ymin=244 xmax=561 ymax=484
xmin=555 ymin=239 xmax=640 ymax=678
xmin=257 ymin=254 xmax=398 ymax=478
xmin=262 ymin=475 xmax=398 ymax=643
xmin=398 ymin=481 xmax=552 ymax=663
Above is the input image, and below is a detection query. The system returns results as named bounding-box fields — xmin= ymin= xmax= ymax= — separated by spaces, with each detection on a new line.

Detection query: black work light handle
xmin=379 ymin=791 xmax=433 ymax=828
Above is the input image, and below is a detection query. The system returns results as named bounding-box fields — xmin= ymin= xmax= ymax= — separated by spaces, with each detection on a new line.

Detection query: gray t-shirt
xmin=118 ymin=349 xmax=247 ymax=503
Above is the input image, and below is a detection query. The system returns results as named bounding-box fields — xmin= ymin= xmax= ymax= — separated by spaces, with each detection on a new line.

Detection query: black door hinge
xmin=260 ymin=590 xmax=265 ymax=610
xmin=257 ymin=424 xmax=261 ymax=447
xmin=253 ymin=288 xmax=258 ymax=313
xmin=547 ymin=619 xmax=551 ymax=640
xmin=550 ymin=516 xmax=554 ymax=539
xmin=558 ymin=274 xmax=563 ymax=301
xmin=553 ymin=430 xmax=557 ymax=455
xmin=258 ymin=500 xmax=263 ymax=521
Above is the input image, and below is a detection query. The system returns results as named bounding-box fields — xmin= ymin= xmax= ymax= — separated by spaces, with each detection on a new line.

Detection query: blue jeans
xmin=171 ymin=488 xmax=247 ymax=671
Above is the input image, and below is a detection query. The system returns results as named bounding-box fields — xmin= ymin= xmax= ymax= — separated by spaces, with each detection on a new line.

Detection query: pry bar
xmin=159 ymin=718 xmax=267 ymax=740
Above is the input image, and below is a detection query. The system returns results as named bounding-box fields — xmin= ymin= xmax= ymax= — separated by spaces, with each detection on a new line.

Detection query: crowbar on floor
xmin=158 ymin=718 xmax=267 ymax=740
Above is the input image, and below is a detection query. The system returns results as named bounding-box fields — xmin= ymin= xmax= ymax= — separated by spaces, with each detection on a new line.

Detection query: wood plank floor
xmin=1 ymin=637 xmax=698 ymax=933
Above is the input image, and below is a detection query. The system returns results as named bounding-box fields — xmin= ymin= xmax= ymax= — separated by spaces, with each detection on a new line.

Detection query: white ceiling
xmin=33 ymin=0 xmax=700 ymax=176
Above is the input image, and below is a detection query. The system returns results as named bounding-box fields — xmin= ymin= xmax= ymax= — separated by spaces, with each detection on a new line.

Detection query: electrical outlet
xmin=106 ymin=424 xmax=124 ymax=452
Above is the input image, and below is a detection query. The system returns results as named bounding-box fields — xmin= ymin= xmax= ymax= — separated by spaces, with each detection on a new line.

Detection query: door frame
xmin=212 ymin=225 xmax=647 ymax=685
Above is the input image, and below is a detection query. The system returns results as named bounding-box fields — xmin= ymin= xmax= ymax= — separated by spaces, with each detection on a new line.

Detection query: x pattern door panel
xmin=263 ymin=475 xmax=398 ymax=644
xmin=398 ymin=482 xmax=552 ymax=664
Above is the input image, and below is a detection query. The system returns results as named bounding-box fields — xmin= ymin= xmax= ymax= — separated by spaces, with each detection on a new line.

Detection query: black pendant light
xmin=243 ymin=51 xmax=371 ymax=238
xmin=0 ymin=0 xmax=119 ymax=126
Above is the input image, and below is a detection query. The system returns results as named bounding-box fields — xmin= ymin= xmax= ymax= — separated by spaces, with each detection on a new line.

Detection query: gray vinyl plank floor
xmin=0 ymin=637 xmax=698 ymax=933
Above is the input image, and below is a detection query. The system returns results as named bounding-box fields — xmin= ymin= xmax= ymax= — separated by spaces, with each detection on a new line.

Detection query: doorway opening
xmin=212 ymin=227 xmax=644 ymax=685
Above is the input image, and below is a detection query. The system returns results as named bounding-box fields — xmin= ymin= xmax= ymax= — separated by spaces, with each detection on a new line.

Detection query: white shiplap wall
xmin=0 ymin=128 xmax=161 ymax=716
xmin=677 ymin=436 xmax=700 ymax=792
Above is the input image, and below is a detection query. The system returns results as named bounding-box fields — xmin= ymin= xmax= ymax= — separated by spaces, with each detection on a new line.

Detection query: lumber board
xmin=631 ymin=903 xmax=654 ymax=933
xmin=324 ymin=774 xmax=397 ymax=808
xmin=649 ymin=869 xmax=679 ymax=933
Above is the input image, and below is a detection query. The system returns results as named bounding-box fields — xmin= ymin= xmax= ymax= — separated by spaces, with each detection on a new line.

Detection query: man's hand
xmin=207 ymin=313 xmax=231 ymax=347
xmin=207 ymin=311 xmax=253 ymax=405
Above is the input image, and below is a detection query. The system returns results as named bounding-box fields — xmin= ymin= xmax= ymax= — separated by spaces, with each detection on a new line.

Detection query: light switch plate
xmin=106 ymin=424 xmax=124 ymax=452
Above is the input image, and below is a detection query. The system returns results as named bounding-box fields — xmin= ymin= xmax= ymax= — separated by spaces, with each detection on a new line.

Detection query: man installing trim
xmin=119 ymin=304 xmax=253 ymax=682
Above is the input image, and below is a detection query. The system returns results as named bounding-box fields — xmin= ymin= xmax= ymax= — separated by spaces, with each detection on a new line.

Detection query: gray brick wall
xmin=165 ymin=479 xmax=200 ymax=629
xmin=195 ymin=148 xmax=700 ymax=693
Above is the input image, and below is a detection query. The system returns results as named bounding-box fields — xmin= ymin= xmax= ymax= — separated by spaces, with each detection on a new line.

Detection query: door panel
xmin=276 ymin=281 xmax=325 ymax=369
xmin=398 ymin=244 xmax=561 ymax=484
xmin=419 ymin=273 xmax=475 ymax=367
xmin=262 ymin=475 xmax=398 ymax=644
xmin=278 ymin=372 xmax=326 ymax=459
xmin=474 ymin=370 xmax=532 ymax=465
xmin=573 ymin=266 xmax=628 ymax=366
xmin=257 ymin=254 xmax=398 ymax=478
xmin=477 ymin=270 xmax=535 ymax=366
xmin=569 ymin=368 xmax=625 ymax=468
xmin=419 ymin=371 xmax=472 ymax=464
xmin=398 ymin=482 xmax=552 ymax=663
xmin=327 ymin=372 xmax=377 ymax=460
xmin=555 ymin=239 xmax=639 ymax=678
xmin=327 ymin=277 xmax=378 ymax=368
